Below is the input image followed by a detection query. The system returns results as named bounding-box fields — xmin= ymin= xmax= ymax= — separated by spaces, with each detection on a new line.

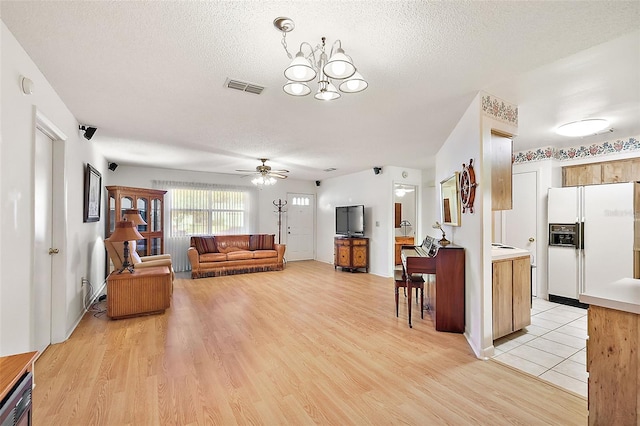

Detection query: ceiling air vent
xmin=225 ymin=78 xmax=264 ymax=95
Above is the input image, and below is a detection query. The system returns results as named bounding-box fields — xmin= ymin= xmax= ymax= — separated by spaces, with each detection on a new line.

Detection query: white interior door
xmin=34 ymin=128 xmax=54 ymax=354
xmin=504 ymin=171 xmax=537 ymax=296
xmin=285 ymin=193 xmax=315 ymax=261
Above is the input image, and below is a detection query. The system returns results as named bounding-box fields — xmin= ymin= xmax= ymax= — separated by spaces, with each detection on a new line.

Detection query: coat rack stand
xmin=273 ymin=199 xmax=287 ymax=244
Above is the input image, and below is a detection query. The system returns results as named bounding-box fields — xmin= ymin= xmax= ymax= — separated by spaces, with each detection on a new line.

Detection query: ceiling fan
xmin=236 ymin=158 xmax=289 ymax=180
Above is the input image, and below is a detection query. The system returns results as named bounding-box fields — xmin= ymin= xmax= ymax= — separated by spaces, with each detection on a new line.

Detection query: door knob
xmin=528 ymin=237 xmax=535 ymax=242
xmin=48 ymin=248 xmax=59 ymax=255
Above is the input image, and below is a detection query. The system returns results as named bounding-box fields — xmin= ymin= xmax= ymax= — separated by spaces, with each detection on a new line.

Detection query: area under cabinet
xmin=492 ymin=247 xmax=531 ymax=340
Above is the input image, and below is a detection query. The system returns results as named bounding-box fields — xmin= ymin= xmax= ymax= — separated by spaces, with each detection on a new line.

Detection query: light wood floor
xmin=33 ymin=261 xmax=587 ymax=425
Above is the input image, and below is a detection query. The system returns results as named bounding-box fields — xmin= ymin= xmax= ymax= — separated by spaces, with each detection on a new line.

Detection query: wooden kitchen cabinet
xmin=395 ymin=236 xmax=414 ymax=265
xmin=563 ymin=163 xmax=602 ymax=187
xmin=492 ymin=255 xmax=531 ymax=340
xmin=334 ymin=237 xmax=369 ymax=272
xmin=491 ymin=133 xmax=513 ymax=211
xmin=586 ymin=305 xmax=639 ymax=425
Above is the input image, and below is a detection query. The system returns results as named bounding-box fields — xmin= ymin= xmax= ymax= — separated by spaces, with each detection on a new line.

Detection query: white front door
xmin=504 ymin=171 xmax=537 ymax=296
xmin=285 ymin=193 xmax=315 ymax=261
xmin=34 ymin=128 xmax=54 ymax=354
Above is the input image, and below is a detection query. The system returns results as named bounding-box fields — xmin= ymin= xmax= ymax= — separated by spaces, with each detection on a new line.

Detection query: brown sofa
xmin=187 ymin=234 xmax=285 ymax=279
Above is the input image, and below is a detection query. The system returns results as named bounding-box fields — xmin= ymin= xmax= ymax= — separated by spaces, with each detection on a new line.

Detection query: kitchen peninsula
xmin=580 ymin=278 xmax=639 ymax=425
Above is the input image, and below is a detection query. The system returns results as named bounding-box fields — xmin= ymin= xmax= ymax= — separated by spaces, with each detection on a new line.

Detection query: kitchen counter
xmin=491 ymin=244 xmax=530 ymax=262
xmin=579 ymin=278 xmax=640 ymax=314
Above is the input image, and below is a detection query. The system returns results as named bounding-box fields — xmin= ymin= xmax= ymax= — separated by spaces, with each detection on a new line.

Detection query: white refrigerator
xmin=548 ymin=182 xmax=635 ymax=302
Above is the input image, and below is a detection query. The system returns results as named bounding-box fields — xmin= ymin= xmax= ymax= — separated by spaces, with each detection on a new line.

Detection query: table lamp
xmin=107 ymin=220 xmax=143 ymax=273
xmin=122 ymin=209 xmax=147 ymax=227
xmin=399 ymin=220 xmax=411 ymax=236
xmin=432 ymin=221 xmax=450 ymax=246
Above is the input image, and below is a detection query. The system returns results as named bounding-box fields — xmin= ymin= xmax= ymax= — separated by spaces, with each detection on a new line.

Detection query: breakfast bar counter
xmin=579 ymin=278 xmax=639 ymax=425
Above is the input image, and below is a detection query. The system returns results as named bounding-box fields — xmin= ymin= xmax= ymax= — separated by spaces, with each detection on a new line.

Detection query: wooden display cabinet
xmin=105 ymin=186 xmax=166 ymax=258
xmin=334 ymin=237 xmax=369 ymax=272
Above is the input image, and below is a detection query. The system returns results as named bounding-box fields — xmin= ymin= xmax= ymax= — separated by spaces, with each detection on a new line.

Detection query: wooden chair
xmin=394 ymin=270 xmax=424 ymax=319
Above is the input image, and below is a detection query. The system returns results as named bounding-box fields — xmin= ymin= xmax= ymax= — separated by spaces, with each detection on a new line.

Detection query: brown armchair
xmin=105 ymin=239 xmax=175 ymax=281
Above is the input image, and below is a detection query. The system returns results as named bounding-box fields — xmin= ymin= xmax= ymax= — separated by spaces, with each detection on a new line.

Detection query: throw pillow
xmin=193 ymin=236 xmax=217 ymax=254
xmin=249 ymin=234 xmax=275 ymax=250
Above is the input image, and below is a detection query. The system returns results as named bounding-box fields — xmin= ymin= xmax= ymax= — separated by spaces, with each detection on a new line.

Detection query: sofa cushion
xmin=200 ymin=252 xmax=227 ymax=262
xmin=252 ymin=249 xmax=277 ymax=259
xmin=249 ymin=234 xmax=275 ymax=250
xmin=226 ymin=250 xmax=253 ymax=260
xmin=216 ymin=235 xmax=250 ymax=253
xmin=192 ymin=236 xmax=217 ymax=254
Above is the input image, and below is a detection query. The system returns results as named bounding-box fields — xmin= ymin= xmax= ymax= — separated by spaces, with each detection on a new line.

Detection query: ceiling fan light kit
xmin=236 ymin=158 xmax=289 ymax=186
xmin=274 ymin=17 xmax=368 ymax=100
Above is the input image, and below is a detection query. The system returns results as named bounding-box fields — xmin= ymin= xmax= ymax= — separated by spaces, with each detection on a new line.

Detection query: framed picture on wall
xmin=84 ymin=163 xmax=102 ymax=222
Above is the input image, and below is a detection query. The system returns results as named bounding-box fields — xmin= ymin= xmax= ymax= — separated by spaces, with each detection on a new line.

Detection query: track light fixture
xmin=274 ymin=17 xmax=368 ymax=101
xmin=79 ymin=125 xmax=97 ymax=140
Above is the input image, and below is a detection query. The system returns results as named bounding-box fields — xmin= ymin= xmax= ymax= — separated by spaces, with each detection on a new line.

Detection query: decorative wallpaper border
xmin=513 ymin=136 xmax=640 ymax=164
xmin=481 ymin=94 xmax=518 ymax=126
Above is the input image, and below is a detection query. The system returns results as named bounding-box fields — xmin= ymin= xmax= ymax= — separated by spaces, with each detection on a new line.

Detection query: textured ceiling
xmin=1 ymin=1 xmax=639 ymax=180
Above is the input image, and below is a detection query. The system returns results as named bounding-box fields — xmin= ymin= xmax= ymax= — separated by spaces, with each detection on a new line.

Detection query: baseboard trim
xmin=63 ymin=281 xmax=108 ymax=342
xmin=548 ymin=294 xmax=589 ymax=309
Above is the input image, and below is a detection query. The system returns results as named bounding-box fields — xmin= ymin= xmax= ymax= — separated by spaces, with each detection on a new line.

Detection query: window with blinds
xmin=152 ymin=181 xmax=258 ymax=271
xmin=169 ymin=187 xmax=253 ymax=236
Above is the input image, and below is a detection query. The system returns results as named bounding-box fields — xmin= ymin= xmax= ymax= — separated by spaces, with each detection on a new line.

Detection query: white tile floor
xmin=493 ymin=298 xmax=588 ymax=398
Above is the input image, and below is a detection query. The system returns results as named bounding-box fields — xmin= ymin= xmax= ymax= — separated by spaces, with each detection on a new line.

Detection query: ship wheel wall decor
xmin=460 ymin=159 xmax=477 ymax=213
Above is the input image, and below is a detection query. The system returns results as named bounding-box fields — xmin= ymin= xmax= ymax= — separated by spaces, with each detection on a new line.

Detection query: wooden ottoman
xmin=107 ymin=266 xmax=171 ymax=319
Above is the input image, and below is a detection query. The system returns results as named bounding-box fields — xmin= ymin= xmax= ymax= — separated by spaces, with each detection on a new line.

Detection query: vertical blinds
xmin=153 ymin=180 xmax=258 ymax=271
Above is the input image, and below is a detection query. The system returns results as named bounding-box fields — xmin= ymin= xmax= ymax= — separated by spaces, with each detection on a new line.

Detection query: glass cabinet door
xmin=136 ymin=238 xmax=147 ymax=257
xmin=136 ymin=197 xmax=149 ymax=232
xmin=109 ymin=195 xmax=116 ymax=233
xmin=150 ymin=237 xmax=161 ymax=255
xmin=120 ymin=196 xmax=133 ymax=221
xmin=151 ymin=198 xmax=162 ymax=232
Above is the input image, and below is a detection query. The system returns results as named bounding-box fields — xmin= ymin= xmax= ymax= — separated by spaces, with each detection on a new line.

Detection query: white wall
xmin=106 ymin=164 xmax=316 ymax=243
xmin=316 ymin=166 xmax=422 ymax=277
xmin=1 ymin=22 xmax=107 ymax=355
xmin=435 ymin=95 xmax=485 ymax=357
xmin=436 ymin=93 xmax=519 ymax=358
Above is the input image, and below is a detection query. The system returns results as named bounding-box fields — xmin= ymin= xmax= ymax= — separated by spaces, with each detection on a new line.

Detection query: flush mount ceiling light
xmin=555 ymin=119 xmax=610 ymax=137
xmin=274 ymin=17 xmax=368 ymax=101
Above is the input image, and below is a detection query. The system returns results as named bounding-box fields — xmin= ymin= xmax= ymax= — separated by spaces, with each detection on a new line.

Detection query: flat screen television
xmin=336 ymin=205 xmax=365 ymax=236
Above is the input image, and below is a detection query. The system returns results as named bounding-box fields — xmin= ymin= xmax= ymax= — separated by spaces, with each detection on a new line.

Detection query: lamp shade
xmin=283 ymin=80 xmax=311 ymax=96
xmin=108 ymin=220 xmax=143 ymax=242
xmin=314 ymin=82 xmax=341 ymax=101
xmin=339 ymin=71 xmax=368 ymax=93
xmin=122 ymin=209 xmax=147 ymax=226
xmin=284 ymin=52 xmax=317 ymax=82
xmin=323 ymin=48 xmax=356 ymax=79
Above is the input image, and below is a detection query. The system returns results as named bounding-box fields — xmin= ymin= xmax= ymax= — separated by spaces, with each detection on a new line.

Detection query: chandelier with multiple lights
xmin=273 ymin=17 xmax=368 ymax=101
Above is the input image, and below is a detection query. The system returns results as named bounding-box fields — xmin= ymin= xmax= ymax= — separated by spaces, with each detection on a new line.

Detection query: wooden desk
xmin=107 ymin=266 xmax=171 ymax=319
xmin=0 ymin=351 xmax=37 ymax=401
xmin=401 ymin=245 xmax=465 ymax=331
